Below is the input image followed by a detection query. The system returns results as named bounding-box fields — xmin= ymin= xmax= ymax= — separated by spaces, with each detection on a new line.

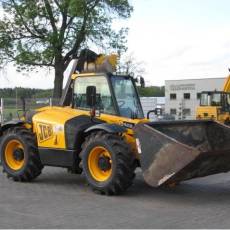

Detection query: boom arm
xmin=60 ymin=59 xmax=78 ymax=106
xmin=60 ymin=49 xmax=118 ymax=107
xmin=223 ymin=75 xmax=230 ymax=92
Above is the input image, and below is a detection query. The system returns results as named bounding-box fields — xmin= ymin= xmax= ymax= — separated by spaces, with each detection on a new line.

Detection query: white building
xmin=165 ymin=77 xmax=226 ymax=120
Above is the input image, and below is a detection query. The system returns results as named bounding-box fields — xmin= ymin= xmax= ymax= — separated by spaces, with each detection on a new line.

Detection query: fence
xmin=0 ymin=98 xmax=3 ymax=124
xmin=0 ymin=98 xmax=60 ymax=123
xmin=0 ymin=97 xmax=167 ymax=124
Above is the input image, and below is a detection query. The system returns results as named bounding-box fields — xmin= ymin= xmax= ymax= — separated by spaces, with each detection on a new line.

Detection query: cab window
xmin=73 ymin=76 xmax=116 ymax=115
xmin=200 ymin=93 xmax=210 ymax=106
xmin=211 ymin=93 xmax=221 ymax=106
xmin=111 ymin=76 xmax=144 ymax=119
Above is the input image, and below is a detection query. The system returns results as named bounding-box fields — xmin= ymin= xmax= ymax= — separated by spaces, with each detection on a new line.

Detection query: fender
xmin=0 ymin=121 xmax=24 ymax=150
xmin=84 ymin=123 xmax=127 ymax=134
xmin=0 ymin=120 xmax=24 ymax=135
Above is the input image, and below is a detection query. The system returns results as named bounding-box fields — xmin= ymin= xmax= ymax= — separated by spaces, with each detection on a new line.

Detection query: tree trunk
xmin=53 ymin=62 xmax=65 ymax=99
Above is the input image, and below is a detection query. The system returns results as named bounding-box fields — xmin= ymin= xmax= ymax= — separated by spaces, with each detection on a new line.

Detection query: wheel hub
xmin=88 ymin=146 xmax=112 ymax=182
xmin=13 ymin=148 xmax=24 ymax=161
xmin=98 ymin=156 xmax=111 ymax=171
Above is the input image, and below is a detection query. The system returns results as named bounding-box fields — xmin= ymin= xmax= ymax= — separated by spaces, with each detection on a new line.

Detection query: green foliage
xmin=137 ymin=86 xmax=165 ymax=97
xmin=0 ymin=88 xmax=53 ymax=98
xmin=0 ymin=0 xmax=133 ymax=97
xmin=0 ymin=86 xmax=165 ymax=99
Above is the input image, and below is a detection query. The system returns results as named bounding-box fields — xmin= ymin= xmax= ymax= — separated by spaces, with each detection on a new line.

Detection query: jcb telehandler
xmin=1 ymin=49 xmax=230 ymax=195
xmin=196 ymin=74 xmax=230 ymax=124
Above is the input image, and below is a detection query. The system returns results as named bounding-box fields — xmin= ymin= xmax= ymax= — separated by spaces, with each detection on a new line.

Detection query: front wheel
xmin=80 ymin=132 xmax=136 ymax=195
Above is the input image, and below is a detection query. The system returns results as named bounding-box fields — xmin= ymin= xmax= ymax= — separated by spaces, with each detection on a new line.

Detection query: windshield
xmin=111 ymin=76 xmax=144 ymax=119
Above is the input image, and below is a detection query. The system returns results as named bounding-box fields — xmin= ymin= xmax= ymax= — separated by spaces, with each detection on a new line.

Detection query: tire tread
xmin=80 ymin=132 xmax=136 ymax=195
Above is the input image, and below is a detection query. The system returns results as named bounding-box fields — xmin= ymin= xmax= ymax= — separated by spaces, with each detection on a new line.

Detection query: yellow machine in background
xmin=196 ymin=75 xmax=230 ymax=124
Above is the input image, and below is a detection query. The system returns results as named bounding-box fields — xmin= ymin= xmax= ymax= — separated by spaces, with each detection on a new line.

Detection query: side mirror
xmin=140 ymin=77 xmax=145 ymax=88
xmin=86 ymin=86 xmax=97 ymax=107
xmin=135 ymin=75 xmax=145 ymax=88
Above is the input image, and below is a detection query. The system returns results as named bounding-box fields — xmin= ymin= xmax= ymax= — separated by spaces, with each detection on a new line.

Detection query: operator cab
xmin=200 ymin=91 xmax=230 ymax=112
xmin=72 ymin=73 xmax=144 ymax=119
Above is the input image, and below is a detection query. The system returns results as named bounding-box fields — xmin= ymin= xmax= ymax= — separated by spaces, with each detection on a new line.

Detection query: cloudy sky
xmin=1 ymin=0 xmax=230 ymax=88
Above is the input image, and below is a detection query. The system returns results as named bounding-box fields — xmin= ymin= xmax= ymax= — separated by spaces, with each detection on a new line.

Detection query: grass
xmin=3 ymin=108 xmax=20 ymax=121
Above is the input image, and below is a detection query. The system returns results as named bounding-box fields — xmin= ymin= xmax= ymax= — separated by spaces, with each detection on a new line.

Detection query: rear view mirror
xmin=140 ymin=77 xmax=145 ymax=88
xmin=86 ymin=86 xmax=97 ymax=107
xmin=135 ymin=76 xmax=145 ymax=88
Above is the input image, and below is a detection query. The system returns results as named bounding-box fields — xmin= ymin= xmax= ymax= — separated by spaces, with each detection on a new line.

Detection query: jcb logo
xmin=37 ymin=123 xmax=53 ymax=142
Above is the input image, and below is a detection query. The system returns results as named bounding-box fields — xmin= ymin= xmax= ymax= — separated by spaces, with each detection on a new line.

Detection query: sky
xmin=1 ymin=0 xmax=230 ymax=88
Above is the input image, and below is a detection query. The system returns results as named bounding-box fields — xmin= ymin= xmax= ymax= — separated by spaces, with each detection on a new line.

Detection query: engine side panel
xmin=32 ymin=106 xmax=146 ymax=153
xmin=32 ymin=107 xmax=88 ymax=149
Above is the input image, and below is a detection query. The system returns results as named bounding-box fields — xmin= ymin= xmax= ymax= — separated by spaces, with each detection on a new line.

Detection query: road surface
xmin=1 ymin=166 xmax=230 ymax=228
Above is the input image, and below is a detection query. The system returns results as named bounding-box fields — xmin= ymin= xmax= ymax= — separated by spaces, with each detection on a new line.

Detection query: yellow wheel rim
xmin=4 ymin=139 xmax=25 ymax=171
xmin=88 ymin=146 xmax=112 ymax=182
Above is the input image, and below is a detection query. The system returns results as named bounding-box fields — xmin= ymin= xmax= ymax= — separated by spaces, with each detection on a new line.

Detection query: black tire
xmin=0 ymin=126 xmax=43 ymax=182
xmin=80 ymin=132 xmax=136 ymax=195
xmin=224 ymin=119 xmax=230 ymax=125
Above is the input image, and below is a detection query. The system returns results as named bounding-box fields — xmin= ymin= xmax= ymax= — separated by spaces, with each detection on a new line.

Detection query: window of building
xmin=170 ymin=109 xmax=177 ymax=115
xmin=197 ymin=93 xmax=201 ymax=100
xmin=184 ymin=93 xmax=190 ymax=100
xmin=170 ymin=93 xmax=177 ymax=100
xmin=183 ymin=108 xmax=191 ymax=116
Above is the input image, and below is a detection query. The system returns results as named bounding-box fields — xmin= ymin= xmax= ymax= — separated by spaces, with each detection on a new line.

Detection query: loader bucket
xmin=134 ymin=120 xmax=230 ymax=187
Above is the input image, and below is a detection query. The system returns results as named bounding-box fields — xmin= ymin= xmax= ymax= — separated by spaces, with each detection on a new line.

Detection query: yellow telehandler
xmin=196 ymin=75 xmax=230 ymax=124
xmin=1 ymin=49 xmax=230 ymax=195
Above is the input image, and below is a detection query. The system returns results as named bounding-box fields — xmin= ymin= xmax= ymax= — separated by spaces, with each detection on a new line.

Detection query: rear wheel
xmin=80 ymin=132 xmax=136 ymax=195
xmin=0 ymin=126 xmax=43 ymax=181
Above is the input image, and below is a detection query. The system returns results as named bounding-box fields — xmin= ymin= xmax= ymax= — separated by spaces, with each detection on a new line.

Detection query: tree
xmin=119 ymin=52 xmax=146 ymax=77
xmin=137 ymin=86 xmax=165 ymax=97
xmin=0 ymin=0 xmax=133 ymax=98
